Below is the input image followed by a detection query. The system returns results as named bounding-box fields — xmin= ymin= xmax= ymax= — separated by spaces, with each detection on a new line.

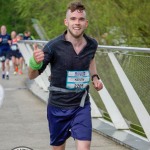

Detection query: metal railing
xmin=18 ymin=40 xmax=150 ymax=142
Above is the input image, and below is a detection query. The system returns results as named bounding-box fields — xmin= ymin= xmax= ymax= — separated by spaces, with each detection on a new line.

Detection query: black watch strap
xmin=91 ymin=74 xmax=100 ymax=81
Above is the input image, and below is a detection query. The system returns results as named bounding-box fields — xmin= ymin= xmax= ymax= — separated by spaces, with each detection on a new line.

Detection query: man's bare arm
xmin=28 ymin=68 xmax=39 ymax=79
xmin=28 ymin=44 xmax=44 ymax=80
xmin=89 ymin=58 xmax=103 ymax=91
xmin=89 ymin=58 xmax=98 ymax=77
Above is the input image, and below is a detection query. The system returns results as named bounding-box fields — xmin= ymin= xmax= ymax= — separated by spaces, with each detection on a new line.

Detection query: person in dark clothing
xmin=0 ymin=25 xmax=11 ymax=79
xmin=23 ymin=31 xmax=33 ymax=40
xmin=28 ymin=1 xmax=103 ymax=150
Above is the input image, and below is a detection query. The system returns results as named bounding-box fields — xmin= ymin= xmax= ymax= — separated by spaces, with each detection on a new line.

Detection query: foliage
xmin=0 ymin=0 xmax=23 ymax=33
xmin=1 ymin=0 xmax=150 ymax=45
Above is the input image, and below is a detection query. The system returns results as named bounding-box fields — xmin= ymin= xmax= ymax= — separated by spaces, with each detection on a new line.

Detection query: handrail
xmin=19 ymin=40 xmax=48 ymax=44
xmin=19 ymin=40 xmax=150 ymax=53
xmin=98 ymin=45 xmax=150 ymax=53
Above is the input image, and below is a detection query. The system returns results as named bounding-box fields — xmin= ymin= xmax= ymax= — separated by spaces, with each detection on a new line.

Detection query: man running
xmin=28 ymin=1 xmax=103 ymax=150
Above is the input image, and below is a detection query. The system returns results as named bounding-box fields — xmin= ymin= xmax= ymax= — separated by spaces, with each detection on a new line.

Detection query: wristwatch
xmin=91 ymin=74 xmax=100 ymax=81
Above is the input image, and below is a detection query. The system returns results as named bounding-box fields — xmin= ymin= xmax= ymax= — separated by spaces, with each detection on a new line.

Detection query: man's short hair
xmin=67 ymin=1 xmax=85 ymax=13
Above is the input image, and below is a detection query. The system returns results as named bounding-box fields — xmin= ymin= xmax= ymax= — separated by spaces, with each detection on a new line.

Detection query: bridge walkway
xmin=0 ymin=67 xmax=129 ymax=150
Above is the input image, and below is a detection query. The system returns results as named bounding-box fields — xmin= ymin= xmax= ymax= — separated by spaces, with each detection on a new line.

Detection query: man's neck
xmin=1 ymin=33 xmax=6 ymax=36
xmin=66 ymin=31 xmax=86 ymax=45
xmin=65 ymin=32 xmax=87 ymax=54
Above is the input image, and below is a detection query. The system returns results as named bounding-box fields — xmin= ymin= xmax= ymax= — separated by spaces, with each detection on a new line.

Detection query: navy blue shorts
xmin=11 ymin=50 xmax=23 ymax=58
xmin=47 ymin=101 xmax=92 ymax=146
xmin=0 ymin=46 xmax=11 ymax=62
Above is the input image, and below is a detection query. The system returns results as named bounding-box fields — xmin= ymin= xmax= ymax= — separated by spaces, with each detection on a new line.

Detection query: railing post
xmin=108 ymin=52 xmax=150 ymax=141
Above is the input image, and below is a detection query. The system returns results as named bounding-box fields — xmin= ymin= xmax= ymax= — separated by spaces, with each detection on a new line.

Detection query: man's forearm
xmin=28 ymin=67 xmax=39 ymax=79
xmin=89 ymin=58 xmax=98 ymax=76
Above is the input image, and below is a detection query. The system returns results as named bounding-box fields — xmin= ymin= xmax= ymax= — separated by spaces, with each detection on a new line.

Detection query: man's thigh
xmin=71 ymin=102 xmax=92 ymax=141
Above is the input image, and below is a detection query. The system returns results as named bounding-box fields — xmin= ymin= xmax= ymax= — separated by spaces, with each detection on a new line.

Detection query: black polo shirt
xmin=0 ymin=34 xmax=11 ymax=51
xmin=39 ymin=31 xmax=98 ymax=108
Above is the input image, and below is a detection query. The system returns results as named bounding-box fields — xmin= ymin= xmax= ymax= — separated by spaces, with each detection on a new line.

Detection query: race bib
xmin=11 ymin=45 xmax=18 ymax=51
xmin=0 ymin=56 xmax=6 ymax=61
xmin=66 ymin=70 xmax=90 ymax=90
xmin=2 ymin=38 xmax=8 ymax=44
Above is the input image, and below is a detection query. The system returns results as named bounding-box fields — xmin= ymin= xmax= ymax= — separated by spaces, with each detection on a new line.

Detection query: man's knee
xmin=76 ymin=140 xmax=91 ymax=150
xmin=52 ymin=142 xmax=66 ymax=150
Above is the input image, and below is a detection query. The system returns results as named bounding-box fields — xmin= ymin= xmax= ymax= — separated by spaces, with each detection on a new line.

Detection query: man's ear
xmin=85 ymin=20 xmax=88 ymax=28
xmin=64 ymin=19 xmax=68 ymax=27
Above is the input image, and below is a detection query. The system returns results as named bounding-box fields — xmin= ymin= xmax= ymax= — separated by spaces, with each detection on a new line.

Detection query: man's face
xmin=1 ymin=26 xmax=6 ymax=35
xmin=11 ymin=31 xmax=16 ymax=39
xmin=64 ymin=9 xmax=88 ymax=38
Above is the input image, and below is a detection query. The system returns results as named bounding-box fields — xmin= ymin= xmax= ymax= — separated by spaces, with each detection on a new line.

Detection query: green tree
xmin=1 ymin=0 xmax=150 ymax=46
xmin=0 ymin=0 xmax=26 ymax=33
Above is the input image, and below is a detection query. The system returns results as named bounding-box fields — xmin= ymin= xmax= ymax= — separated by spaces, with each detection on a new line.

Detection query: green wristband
xmin=29 ymin=56 xmax=43 ymax=70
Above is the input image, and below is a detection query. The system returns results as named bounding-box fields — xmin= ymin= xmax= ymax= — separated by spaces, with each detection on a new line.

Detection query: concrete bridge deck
xmin=0 ymin=67 xmax=131 ymax=150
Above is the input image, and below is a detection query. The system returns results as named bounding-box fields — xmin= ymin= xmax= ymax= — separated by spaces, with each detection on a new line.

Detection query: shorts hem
xmin=50 ymin=141 xmax=66 ymax=146
xmin=71 ymin=136 xmax=91 ymax=141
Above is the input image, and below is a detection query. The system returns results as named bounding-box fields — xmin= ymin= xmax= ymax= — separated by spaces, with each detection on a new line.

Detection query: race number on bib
xmin=66 ymin=70 xmax=90 ymax=90
xmin=11 ymin=45 xmax=18 ymax=51
xmin=0 ymin=56 xmax=5 ymax=61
